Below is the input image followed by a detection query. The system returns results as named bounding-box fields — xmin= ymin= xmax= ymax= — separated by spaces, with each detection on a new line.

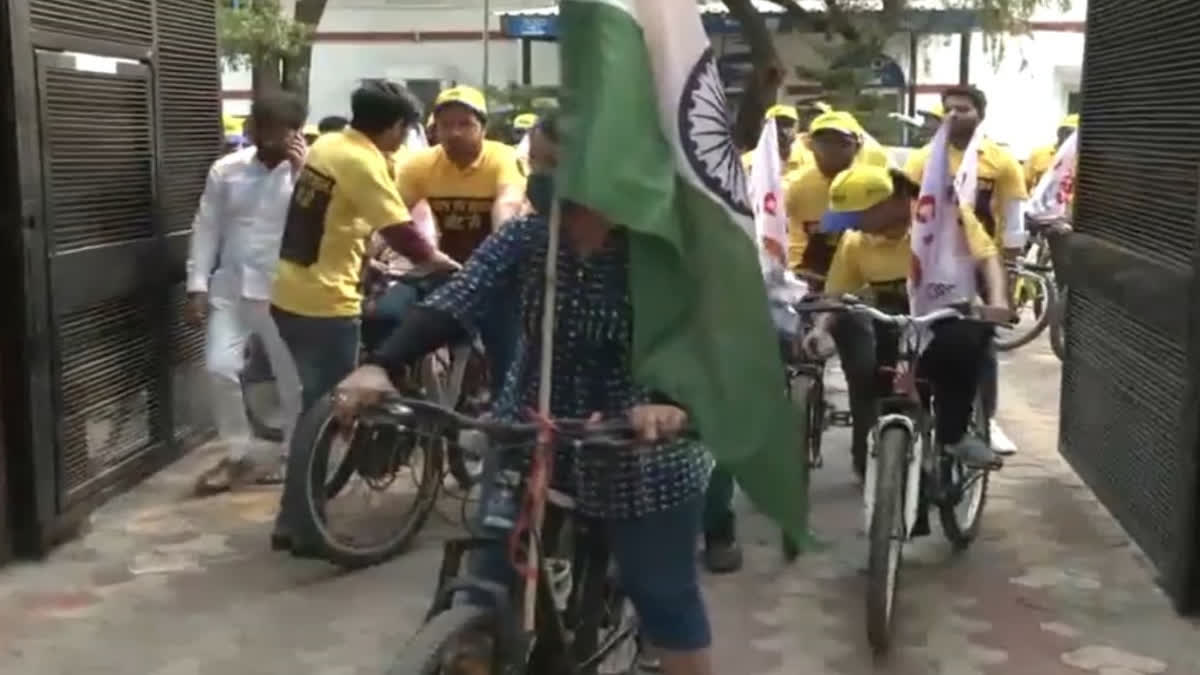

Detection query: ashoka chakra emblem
xmin=677 ymin=48 xmax=752 ymax=217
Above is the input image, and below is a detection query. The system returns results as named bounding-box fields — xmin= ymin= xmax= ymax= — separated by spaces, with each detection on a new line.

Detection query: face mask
xmin=526 ymin=171 xmax=555 ymax=215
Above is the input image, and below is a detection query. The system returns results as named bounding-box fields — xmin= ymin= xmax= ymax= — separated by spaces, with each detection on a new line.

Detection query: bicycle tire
xmin=866 ymin=426 xmax=908 ymax=655
xmin=1049 ymin=286 xmax=1067 ymax=361
xmin=938 ymin=397 xmax=990 ymax=550
xmin=994 ymin=270 xmax=1055 ymax=351
xmin=297 ymin=393 xmax=444 ymax=569
xmin=387 ymin=605 xmax=504 ymax=675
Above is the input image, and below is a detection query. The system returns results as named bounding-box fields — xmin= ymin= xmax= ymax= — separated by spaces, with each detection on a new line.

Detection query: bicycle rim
xmin=866 ymin=427 xmax=907 ymax=654
xmin=387 ymin=606 xmax=503 ymax=675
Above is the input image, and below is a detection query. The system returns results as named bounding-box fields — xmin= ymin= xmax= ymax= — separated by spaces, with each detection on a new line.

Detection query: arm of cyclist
xmin=490 ymin=151 xmax=528 ymax=228
xmin=998 ymin=151 xmax=1030 ymax=259
xmin=963 ymin=207 xmax=1015 ymax=322
xmin=799 ymin=235 xmax=862 ymax=357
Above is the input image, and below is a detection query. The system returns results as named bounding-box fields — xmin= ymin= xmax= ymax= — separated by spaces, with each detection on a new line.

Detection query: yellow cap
xmin=303 ymin=124 xmax=319 ymax=137
xmin=1060 ymin=113 xmax=1079 ymax=129
xmin=809 ymin=110 xmax=860 ymax=136
xmin=222 ymin=114 xmax=243 ymax=133
xmin=921 ymin=102 xmax=945 ymax=119
xmin=821 ymin=165 xmax=917 ymax=232
xmin=513 ymin=112 xmax=538 ymax=130
xmin=765 ymin=104 xmax=799 ymax=122
xmin=435 ymin=85 xmax=488 ymax=118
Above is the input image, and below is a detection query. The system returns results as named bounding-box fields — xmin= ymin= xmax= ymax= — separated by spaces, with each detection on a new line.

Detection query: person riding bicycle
xmin=393 ymin=84 xmax=528 ymax=391
xmin=268 ymin=79 xmax=459 ymax=552
xmin=1026 ymin=113 xmax=1078 ymax=193
xmin=801 ymin=164 xmax=1012 ymax=473
xmin=903 ymin=85 xmax=1027 ymax=456
xmin=332 ymin=114 xmax=716 ymax=675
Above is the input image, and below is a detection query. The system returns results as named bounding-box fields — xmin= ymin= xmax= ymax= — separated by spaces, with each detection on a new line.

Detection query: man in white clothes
xmin=186 ymin=92 xmax=308 ymax=494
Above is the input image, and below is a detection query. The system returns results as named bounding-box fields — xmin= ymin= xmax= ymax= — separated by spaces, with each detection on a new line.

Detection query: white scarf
xmin=908 ymin=121 xmax=982 ymax=316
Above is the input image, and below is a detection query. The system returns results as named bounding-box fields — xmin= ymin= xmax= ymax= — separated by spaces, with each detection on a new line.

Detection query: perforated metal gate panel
xmin=1064 ymin=0 xmax=1200 ymax=609
xmin=155 ymin=0 xmax=221 ymax=442
xmin=37 ymin=54 xmax=159 ymax=504
xmin=29 ymin=0 xmax=153 ymax=47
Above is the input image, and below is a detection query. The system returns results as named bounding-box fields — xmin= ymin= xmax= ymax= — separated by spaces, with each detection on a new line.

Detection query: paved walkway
xmin=0 ymin=336 xmax=1196 ymax=674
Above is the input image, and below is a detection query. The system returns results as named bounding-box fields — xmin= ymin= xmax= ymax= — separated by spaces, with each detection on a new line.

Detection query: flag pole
xmin=524 ymin=197 xmax=561 ymax=630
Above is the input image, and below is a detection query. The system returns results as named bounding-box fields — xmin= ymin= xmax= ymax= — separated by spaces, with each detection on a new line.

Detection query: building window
xmin=1067 ymin=91 xmax=1081 ymax=114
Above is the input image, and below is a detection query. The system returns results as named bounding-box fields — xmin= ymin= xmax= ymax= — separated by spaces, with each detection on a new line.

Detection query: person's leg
xmin=832 ymin=312 xmax=878 ymax=478
xmin=921 ymin=321 xmax=994 ymax=466
xmin=243 ymin=301 xmax=302 ymax=456
xmin=270 ymin=307 xmax=361 ymax=550
xmin=701 ymin=465 xmax=741 ymax=573
xmin=609 ymin=495 xmax=714 ymax=675
xmin=196 ymin=295 xmax=254 ymax=493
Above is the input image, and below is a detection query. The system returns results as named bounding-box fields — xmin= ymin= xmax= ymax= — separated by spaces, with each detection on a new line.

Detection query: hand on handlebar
xmin=332 ymin=364 xmax=398 ymax=426
xmin=628 ymin=404 xmax=689 ymax=444
xmin=976 ymin=303 xmax=1018 ymax=325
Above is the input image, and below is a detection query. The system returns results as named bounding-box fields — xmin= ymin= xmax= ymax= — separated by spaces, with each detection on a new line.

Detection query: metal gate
xmin=1063 ymin=0 xmax=1200 ymax=612
xmin=1 ymin=0 xmax=218 ymax=553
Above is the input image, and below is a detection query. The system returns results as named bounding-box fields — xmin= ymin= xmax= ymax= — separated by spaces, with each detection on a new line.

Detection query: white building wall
xmin=222 ymin=0 xmax=1086 ymax=158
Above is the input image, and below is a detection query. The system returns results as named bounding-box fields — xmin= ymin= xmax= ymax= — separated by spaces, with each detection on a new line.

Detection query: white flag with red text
xmin=1028 ymin=129 xmax=1078 ymax=218
xmin=747 ymin=118 xmax=788 ymax=273
xmin=908 ymin=122 xmax=981 ymax=316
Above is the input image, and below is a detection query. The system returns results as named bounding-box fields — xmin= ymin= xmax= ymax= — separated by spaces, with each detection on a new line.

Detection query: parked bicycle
xmin=255 ymin=268 xmax=492 ymax=569
xmin=794 ymin=296 xmax=1008 ymax=655
xmin=380 ymin=397 xmax=653 ymax=675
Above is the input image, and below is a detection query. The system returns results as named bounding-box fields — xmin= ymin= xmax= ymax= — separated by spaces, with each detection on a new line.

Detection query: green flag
xmin=558 ymin=0 xmax=809 ymax=541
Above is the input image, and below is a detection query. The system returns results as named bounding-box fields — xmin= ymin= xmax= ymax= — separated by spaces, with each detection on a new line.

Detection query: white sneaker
xmin=990 ymin=420 xmax=1017 ymax=456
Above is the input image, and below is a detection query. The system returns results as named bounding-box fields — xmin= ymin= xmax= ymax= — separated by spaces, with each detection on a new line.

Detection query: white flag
xmin=515 ymin=132 xmax=531 ymax=166
xmin=404 ymin=124 xmax=439 ymax=244
xmin=908 ymin=121 xmax=981 ymax=316
xmin=1028 ymin=129 xmax=1078 ymax=219
xmin=747 ymin=118 xmax=788 ymax=272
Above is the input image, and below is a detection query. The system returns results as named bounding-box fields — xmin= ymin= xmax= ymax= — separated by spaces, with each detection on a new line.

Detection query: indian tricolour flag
xmin=558 ymin=0 xmax=807 ymax=541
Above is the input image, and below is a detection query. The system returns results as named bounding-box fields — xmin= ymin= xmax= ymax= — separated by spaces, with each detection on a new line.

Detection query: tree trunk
xmin=252 ymin=56 xmax=283 ymax=94
xmin=723 ymin=0 xmax=784 ymax=150
xmin=284 ymin=0 xmax=329 ymax=108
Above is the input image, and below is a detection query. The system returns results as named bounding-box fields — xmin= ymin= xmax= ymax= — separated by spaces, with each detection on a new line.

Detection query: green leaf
xmin=218 ymin=0 xmax=315 ymax=71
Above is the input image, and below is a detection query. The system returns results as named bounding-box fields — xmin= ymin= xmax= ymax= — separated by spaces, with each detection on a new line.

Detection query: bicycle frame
xmin=862 ymin=325 xmax=929 ymax=540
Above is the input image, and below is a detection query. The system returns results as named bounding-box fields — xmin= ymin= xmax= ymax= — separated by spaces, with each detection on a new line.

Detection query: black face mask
xmin=526 ymin=171 xmax=555 ymax=215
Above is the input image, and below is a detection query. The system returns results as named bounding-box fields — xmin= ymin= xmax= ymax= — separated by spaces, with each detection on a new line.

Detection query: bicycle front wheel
xmin=995 ymin=269 xmax=1055 ymax=351
xmin=866 ymin=427 xmax=908 ymax=655
xmin=388 ymin=605 xmax=504 ymax=675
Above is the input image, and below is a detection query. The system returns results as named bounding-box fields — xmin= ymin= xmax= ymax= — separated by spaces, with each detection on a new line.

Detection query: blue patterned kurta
xmin=423 ymin=216 xmax=711 ymax=520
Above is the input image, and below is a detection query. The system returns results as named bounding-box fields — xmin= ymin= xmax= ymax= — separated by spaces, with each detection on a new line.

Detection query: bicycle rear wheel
xmin=994 ymin=269 xmax=1055 ymax=351
xmin=388 ymin=605 xmax=503 ymax=675
xmin=866 ymin=427 xmax=908 ymax=655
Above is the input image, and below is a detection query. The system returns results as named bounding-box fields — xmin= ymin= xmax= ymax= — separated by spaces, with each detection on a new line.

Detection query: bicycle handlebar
xmin=793 ymin=295 xmax=1016 ymax=327
xmin=359 ymin=395 xmax=683 ymax=449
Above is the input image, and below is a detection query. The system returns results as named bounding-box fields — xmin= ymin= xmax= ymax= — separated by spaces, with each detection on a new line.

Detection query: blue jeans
xmin=461 ymin=495 xmax=711 ymax=651
xmin=270 ymin=305 xmax=360 ymax=539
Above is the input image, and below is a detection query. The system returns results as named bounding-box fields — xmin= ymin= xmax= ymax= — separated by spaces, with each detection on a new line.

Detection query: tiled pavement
xmin=0 ymin=336 xmax=1196 ymax=674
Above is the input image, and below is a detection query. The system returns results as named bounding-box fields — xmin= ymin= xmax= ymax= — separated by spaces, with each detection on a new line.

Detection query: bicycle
xmin=379 ymin=397 xmax=654 ymax=674
xmin=793 ymin=296 xmax=1007 ymax=655
xmin=276 ymin=271 xmax=492 ymax=569
xmin=994 ymin=242 xmax=1055 ymax=352
xmin=1026 ymin=214 xmax=1073 ymax=361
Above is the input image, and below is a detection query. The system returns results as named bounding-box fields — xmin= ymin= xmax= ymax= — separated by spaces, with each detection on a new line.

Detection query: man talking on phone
xmin=185 ymin=92 xmax=310 ymax=494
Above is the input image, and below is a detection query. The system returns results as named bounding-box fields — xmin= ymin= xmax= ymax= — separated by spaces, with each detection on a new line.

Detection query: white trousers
xmin=205 ymin=295 xmax=302 ymax=460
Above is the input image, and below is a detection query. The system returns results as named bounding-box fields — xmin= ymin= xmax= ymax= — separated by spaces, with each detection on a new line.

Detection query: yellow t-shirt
xmin=826 ymin=218 xmax=997 ymax=310
xmin=903 ymin=138 xmax=1027 ymax=245
xmin=787 ymin=134 xmax=814 ymax=173
xmin=785 ymin=146 xmax=891 ymax=275
xmin=1025 ymin=144 xmax=1056 ymax=193
xmin=273 ymin=128 xmax=413 ymax=317
xmin=397 ymin=140 xmax=525 ymax=263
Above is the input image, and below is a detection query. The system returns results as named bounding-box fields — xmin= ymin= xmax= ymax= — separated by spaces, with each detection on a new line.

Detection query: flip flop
xmin=193 ymin=458 xmax=236 ymax=497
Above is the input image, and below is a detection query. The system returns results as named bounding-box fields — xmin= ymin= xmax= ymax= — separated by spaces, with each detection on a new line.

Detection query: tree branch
xmin=723 ymin=0 xmax=785 ymax=149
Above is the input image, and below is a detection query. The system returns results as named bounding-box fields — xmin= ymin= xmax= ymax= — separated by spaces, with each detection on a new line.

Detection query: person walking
xmin=186 ymin=92 xmax=309 ymax=494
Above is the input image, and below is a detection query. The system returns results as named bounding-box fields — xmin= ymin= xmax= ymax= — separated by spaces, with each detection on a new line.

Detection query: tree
xmin=723 ymin=0 xmax=1072 ymax=148
xmin=217 ymin=0 xmax=320 ymax=99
